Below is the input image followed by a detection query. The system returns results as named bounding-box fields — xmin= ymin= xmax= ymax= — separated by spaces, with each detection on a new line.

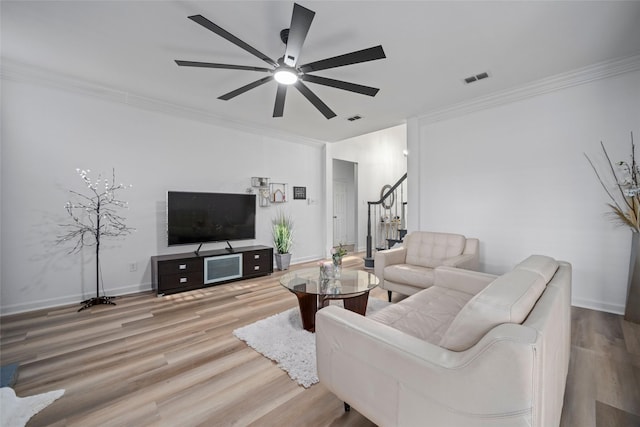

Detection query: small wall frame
xmin=251 ymin=177 xmax=269 ymax=188
xmin=251 ymin=177 xmax=271 ymax=207
xmin=293 ymin=186 xmax=307 ymax=200
xmin=258 ymin=188 xmax=271 ymax=207
xmin=270 ymin=183 xmax=287 ymax=203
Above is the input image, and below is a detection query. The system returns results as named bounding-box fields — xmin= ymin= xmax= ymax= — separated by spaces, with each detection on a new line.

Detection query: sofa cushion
xmin=439 ymin=255 xmax=559 ymax=351
xmin=384 ymin=264 xmax=435 ymax=289
xmin=370 ymin=286 xmax=474 ymax=344
xmin=405 ymin=232 xmax=466 ymax=269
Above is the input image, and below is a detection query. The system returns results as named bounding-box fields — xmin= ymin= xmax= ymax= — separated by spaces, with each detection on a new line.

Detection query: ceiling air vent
xmin=463 ymin=71 xmax=491 ymax=85
xmin=347 ymin=115 xmax=362 ymax=122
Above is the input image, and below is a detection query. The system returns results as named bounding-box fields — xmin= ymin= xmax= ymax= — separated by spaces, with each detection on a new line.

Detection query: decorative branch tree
xmin=585 ymin=132 xmax=640 ymax=323
xmin=585 ymin=132 xmax=639 ymax=231
xmin=57 ymin=168 xmax=134 ymax=311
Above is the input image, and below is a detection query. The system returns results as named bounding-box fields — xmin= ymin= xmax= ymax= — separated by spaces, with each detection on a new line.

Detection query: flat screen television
xmin=167 ymin=191 xmax=256 ymax=246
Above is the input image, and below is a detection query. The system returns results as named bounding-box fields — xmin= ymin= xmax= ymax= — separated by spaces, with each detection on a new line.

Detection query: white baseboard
xmin=0 ymin=282 xmax=153 ymax=316
xmin=2 ymin=279 xmax=626 ymax=318
xmin=571 ymin=297 xmax=625 ymax=315
xmin=290 ymin=255 xmax=323 ymax=265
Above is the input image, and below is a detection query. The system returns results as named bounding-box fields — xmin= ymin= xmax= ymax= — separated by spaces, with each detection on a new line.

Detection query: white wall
xmin=327 ymin=124 xmax=407 ymax=253
xmin=410 ymin=70 xmax=640 ymax=314
xmin=1 ymin=79 xmax=326 ymax=314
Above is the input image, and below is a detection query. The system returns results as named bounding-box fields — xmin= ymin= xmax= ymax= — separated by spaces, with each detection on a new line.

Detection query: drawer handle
xmin=179 ymin=264 xmax=187 ymax=270
xmin=254 ymin=254 xmax=260 ymax=259
xmin=254 ymin=266 xmax=260 ymax=270
xmin=180 ymin=277 xmax=187 ymax=283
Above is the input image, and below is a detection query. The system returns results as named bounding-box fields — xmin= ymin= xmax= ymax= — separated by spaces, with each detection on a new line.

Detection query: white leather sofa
xmin=375 ymin=231 xmax=479 ymax=301
xmin=317 ymin=255 xmax=571 ymax=427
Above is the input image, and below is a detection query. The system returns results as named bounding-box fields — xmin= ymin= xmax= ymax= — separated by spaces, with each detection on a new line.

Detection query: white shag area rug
xmin=233 ymin=298 xmax=390 ymax=388
xmin=1 ymin=387 xmax=64 ymax=427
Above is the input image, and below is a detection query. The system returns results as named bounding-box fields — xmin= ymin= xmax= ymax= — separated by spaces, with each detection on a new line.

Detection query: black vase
xmin=625 ymin=232 xmax=640 ymax=323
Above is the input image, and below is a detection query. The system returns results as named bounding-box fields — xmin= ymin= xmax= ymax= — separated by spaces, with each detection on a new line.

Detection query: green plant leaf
xmin=272 ymin=211 xmax=294 ymax=254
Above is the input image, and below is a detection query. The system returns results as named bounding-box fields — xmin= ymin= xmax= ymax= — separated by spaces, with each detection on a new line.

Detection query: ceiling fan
xmin=175 ymin=3 xmax=386 ymax=119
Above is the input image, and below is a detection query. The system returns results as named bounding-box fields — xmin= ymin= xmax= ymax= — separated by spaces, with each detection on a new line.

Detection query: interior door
xmin=333 ymin=181 xmax=348 ymax=245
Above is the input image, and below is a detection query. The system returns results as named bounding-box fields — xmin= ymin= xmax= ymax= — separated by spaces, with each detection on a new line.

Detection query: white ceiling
xmin=2 ymin=1 xmax=640 ymax=142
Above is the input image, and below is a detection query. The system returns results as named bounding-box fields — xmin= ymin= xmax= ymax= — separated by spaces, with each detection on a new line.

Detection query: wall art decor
xmin=293 ymin=186 xmax=307 ymax=200
xmin=270 ymin=183 xmax=287 ymax=203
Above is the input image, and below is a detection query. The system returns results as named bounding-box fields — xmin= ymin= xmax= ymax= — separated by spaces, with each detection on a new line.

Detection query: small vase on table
xmin=332 ymin=256 xmax=342 ymax=278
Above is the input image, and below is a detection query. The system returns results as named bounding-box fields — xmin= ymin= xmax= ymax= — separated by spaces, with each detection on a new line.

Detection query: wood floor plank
xmin=560 ymin=346 xmax=597 ymax=427
xmin=594 ymin=347 xmax=640 ymax=417
xmin=620 ymin=319 xmax=640 ymax=356
xmin=210 ymin=375 xmax=304 ymax=426
xmin=155 ymin=356 xmax=282 ymax=425
xmin=595 ymin=400 xmax=640 ymax=427
xmin=1 ymin=255 xmax=639 ymax=426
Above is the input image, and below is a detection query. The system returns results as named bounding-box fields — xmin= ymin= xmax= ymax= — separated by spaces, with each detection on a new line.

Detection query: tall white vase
xmin=626 ymin=232 xmax=640 ymax=323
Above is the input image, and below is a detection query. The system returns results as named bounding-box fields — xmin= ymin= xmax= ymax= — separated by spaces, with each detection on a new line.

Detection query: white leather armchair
xmin=375 ymin=231 xmax=479 ymax=301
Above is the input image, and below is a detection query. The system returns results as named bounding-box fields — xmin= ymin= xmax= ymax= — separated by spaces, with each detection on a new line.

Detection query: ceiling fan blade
xmin=298 ymin=45 xmax=386 ymax=73
xmin=273 ymin=84 xmax=288 ymax=117
xmin=293 ymin=81 xmax=336 ymax=119
xmin=301 ymin=74 xmax=379 ymax=97
xmin=283 ymin=3 xmax=315 ymax=67
xmin=218 ymin=76 xmax=273 ymax=101
xmin=175 ymin=60 xmax=272 ymax=72
xmin=188 ymin=15 xmax=278 ymax=68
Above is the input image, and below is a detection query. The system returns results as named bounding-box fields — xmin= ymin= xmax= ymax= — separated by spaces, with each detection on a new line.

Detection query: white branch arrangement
xmin=585 ymin=132 xmax=639 ymax=232
xmin=58 ymin=168 xmax=134 ymax=250
xmin=57 ymin=168 xmax=134 ymax=311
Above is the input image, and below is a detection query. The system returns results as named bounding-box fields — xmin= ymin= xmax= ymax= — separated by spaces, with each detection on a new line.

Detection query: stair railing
xmin=364 ymin=173 xmax=407 ymax=268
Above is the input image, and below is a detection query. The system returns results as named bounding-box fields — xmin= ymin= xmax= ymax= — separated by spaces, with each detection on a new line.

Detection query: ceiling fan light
xmin=274 ymin=68 xmax=298 ymax=85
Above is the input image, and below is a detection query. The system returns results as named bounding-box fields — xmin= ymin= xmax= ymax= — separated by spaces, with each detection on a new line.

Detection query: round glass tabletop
xmin=280 ymin=267 xmax=379 ymax=297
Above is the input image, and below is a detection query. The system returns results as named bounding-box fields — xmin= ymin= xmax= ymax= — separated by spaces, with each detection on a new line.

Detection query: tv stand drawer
xmin=158 ymin=258 xmax=201 ymax=276
xmin=243 ymin=248 xmax=274 ymax=276
xmin=158 ymin=271 xmax=204 ymax=293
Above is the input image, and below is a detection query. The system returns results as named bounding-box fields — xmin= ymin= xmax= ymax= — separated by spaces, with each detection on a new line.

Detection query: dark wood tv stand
xmin=151 ymin=245 xmax=273 ymax=296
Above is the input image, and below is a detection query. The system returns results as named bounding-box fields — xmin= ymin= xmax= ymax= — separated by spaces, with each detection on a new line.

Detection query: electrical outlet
xmin=129 ymin=262 xmax=138 ymax=272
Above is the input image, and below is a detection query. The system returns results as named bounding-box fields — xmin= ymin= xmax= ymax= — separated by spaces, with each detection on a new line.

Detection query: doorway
xmin=332 ymin=159 xmax=358 ymax=250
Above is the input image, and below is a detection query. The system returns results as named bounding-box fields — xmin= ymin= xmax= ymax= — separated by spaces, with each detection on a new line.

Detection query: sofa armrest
xmin=433 ymin=266 xmax=498 ymax=295
xmin=460 ymin=238 xmax=480 ymax=270
xmin=374 ymin=246 xmax=407 ymax=280
xmin=441 ymin=253 xmax=477 ymax=270
xmin=463 ymin=238 xmax=479 ymax=255
xmin=316 ymin=306 xmax=539 ymax=426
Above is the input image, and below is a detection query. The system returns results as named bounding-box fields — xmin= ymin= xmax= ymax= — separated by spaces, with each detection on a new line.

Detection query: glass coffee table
xmin=280 ymin=268 xmax=379 ymax=332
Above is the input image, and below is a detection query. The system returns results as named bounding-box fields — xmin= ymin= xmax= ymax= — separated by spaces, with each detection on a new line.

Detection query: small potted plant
xmin=272 ymin=211 xmax=294 ymax=270
xmin=331 ymin=243 xmax=348 ymax=267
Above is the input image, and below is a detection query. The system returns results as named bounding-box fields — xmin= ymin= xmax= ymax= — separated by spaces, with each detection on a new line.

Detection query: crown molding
xmin=418 ymin=53 xmax=640 ymax=124
xmin=3 ymin=53 xmax=639 ymax=140
xmin=0 ymin=60 xmax=326 ymax=147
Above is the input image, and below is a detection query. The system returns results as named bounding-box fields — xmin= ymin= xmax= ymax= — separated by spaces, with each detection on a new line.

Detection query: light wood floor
xmin=1 ymin=254 xmax=639 ymax=426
